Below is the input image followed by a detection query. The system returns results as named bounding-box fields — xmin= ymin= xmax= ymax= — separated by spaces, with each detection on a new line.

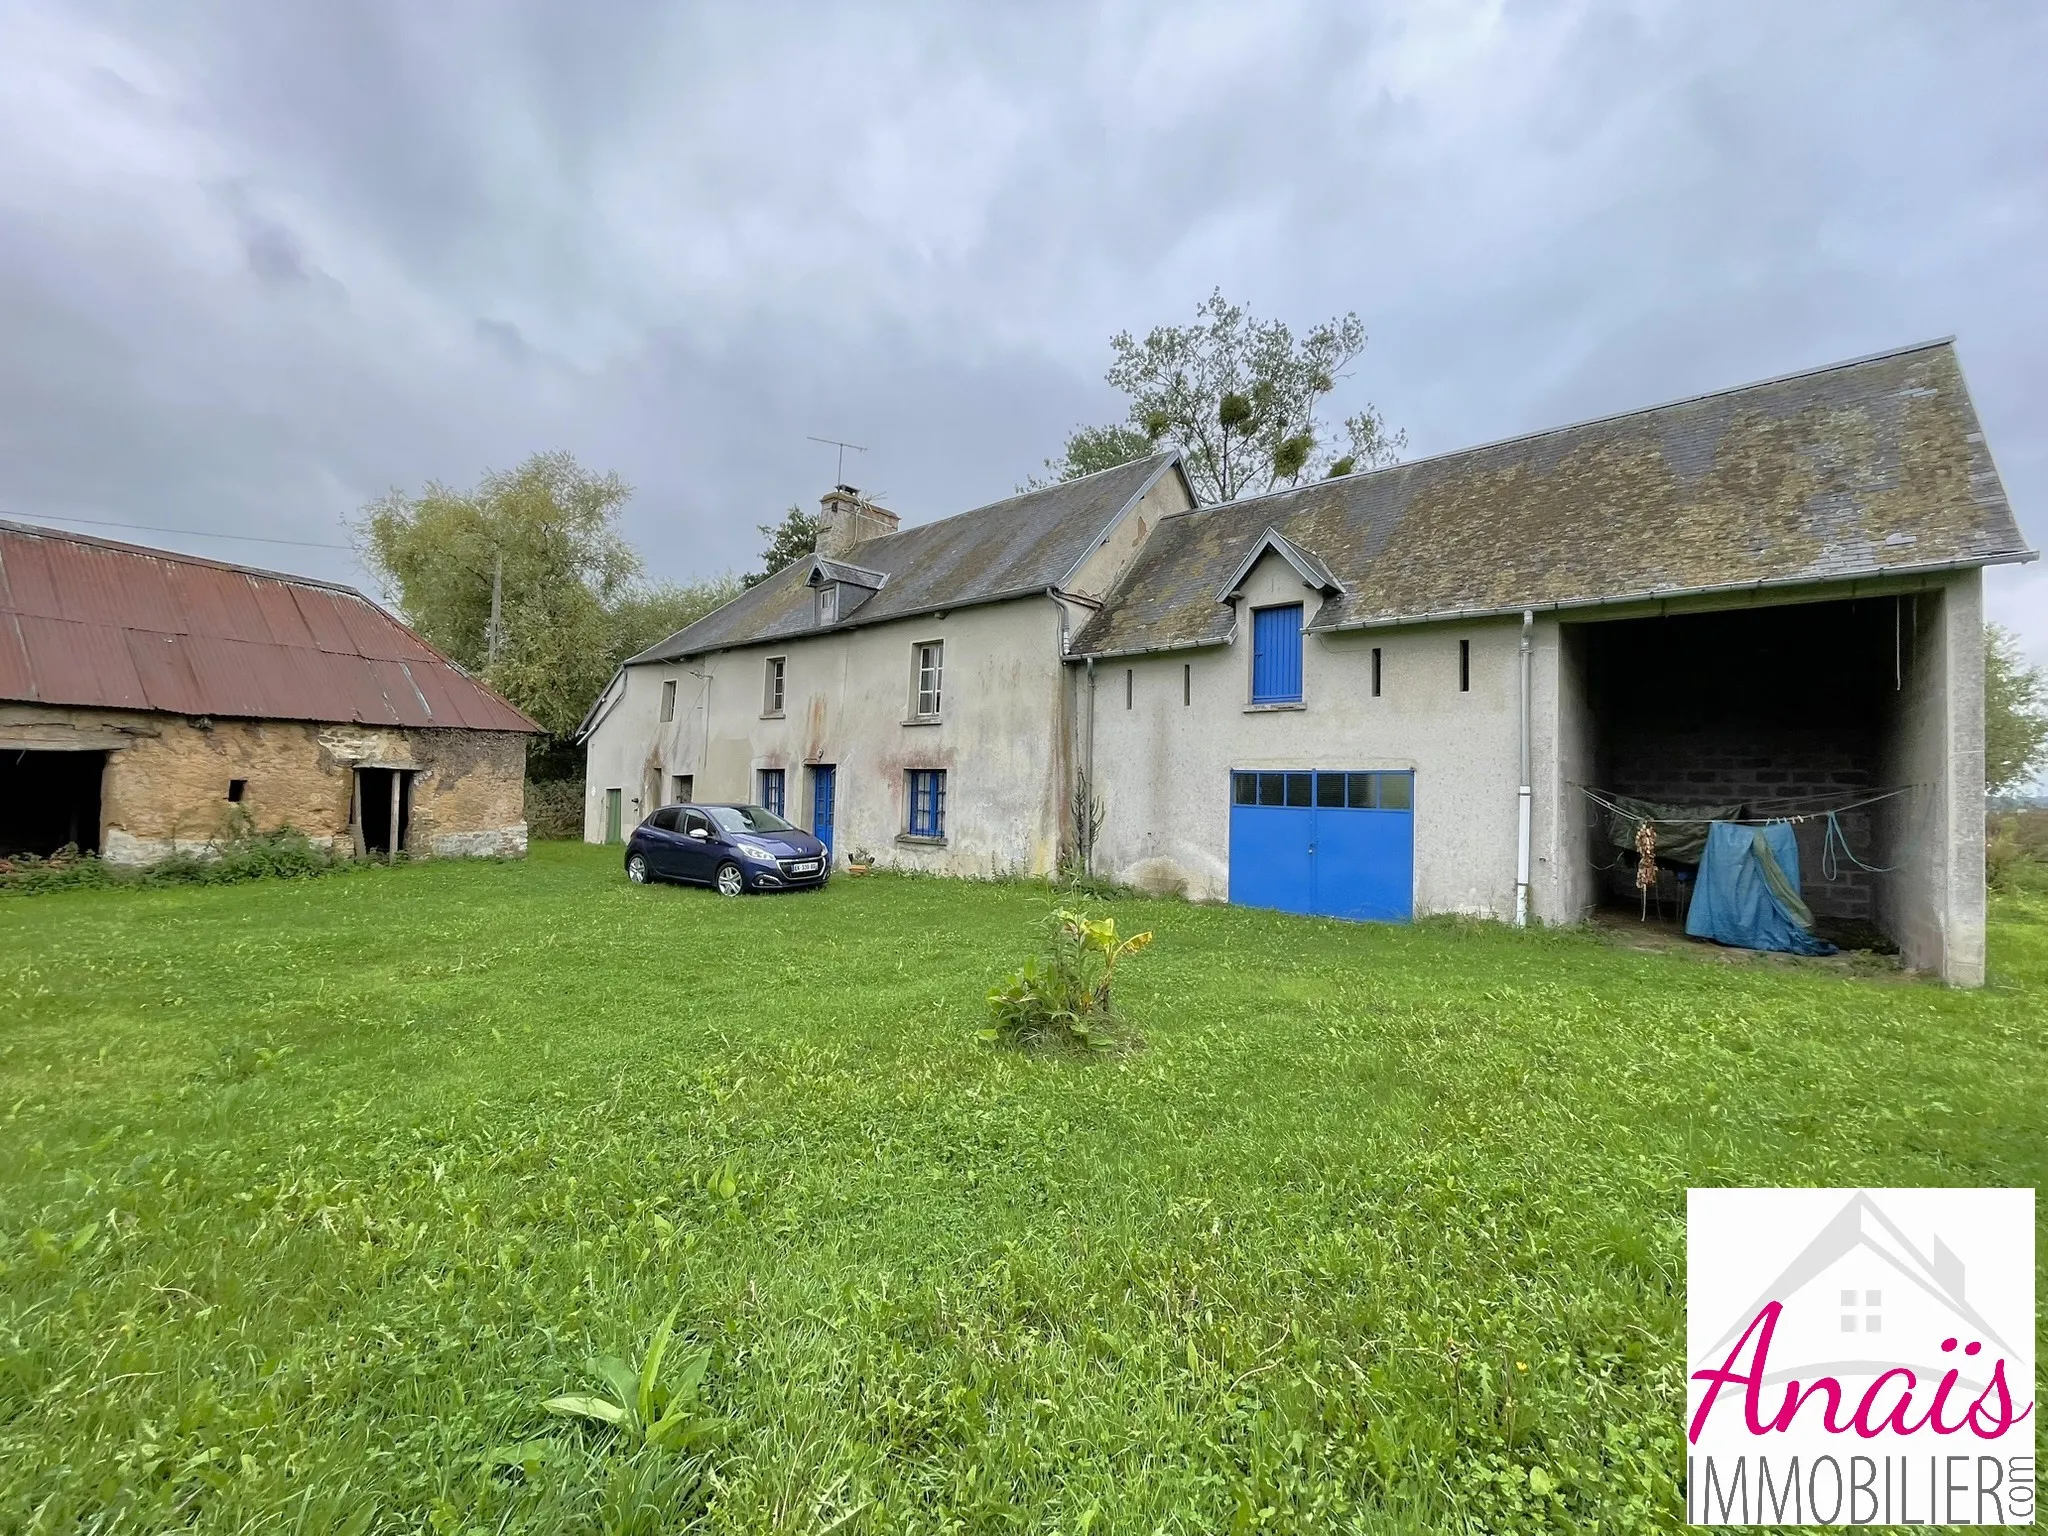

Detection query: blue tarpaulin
xmin=1685 ymin=820 xmax=1837 ymax=956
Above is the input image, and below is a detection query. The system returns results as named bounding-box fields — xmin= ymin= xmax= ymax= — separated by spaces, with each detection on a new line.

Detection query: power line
xmin=0 ymin=510 xmax=357 ymax=552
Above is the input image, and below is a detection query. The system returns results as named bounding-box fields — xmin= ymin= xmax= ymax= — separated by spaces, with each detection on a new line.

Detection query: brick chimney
xmin=816 ymin=485 xmax=899 ymax=557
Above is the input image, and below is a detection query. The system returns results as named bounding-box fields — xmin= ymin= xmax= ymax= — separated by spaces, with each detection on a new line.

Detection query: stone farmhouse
xmin=0 ymin=523 xmax=537 ymax=864
xmin=581 ymin=341 xmax=2033 ymax=984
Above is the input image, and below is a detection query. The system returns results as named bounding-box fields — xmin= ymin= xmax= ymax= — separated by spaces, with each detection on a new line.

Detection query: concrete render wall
xmin=1082 ymin=551 xmax=1565 ymax=919
xmin=583 ymin=597 xmax=1072 ymax=876
xmin=584 ymin=538 xmax=1988 ymax=984
xmin=1062 ymin=471 xmax=1194 ymax=602
xmin=1876 ymin=573 xmax=1986 ymax=985
xmin=1548 ymin=622 xmax=1600 ymax=923
xmin=0 ymin=704 xmax=529 ymax=863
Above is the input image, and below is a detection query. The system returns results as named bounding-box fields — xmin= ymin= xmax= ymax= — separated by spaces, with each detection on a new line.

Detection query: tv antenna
xmin=807 ymin=435 xmax=868 ymax=484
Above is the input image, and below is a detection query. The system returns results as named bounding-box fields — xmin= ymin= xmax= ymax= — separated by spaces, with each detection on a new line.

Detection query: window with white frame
xmin=660 ymin=678 xmax=677 ymax=722
xmin=817 ymin=586 xmax=837 ymax=625
xmin=913 ymin=641 xmax=943 ymax=718
xmin=764 ymin=656 xmax=786 ymax=715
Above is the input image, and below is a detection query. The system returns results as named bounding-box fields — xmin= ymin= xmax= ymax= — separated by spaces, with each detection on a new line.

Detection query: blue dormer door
xmin=811 ymin=765 xmax=836 ymax=858
xmin=1251 ymin=604 xmax=1304 ymax=703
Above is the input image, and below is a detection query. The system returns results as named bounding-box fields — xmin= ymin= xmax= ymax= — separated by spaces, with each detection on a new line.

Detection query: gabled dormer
xmin=1216 ymin=526 xmax=1345 ymax=618
xmin=803 ymin=555 xmax=889 ymax=627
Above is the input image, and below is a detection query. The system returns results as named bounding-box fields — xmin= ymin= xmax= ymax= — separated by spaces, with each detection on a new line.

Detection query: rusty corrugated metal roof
xmin=0 ymin=521 xmax=538 ymax=732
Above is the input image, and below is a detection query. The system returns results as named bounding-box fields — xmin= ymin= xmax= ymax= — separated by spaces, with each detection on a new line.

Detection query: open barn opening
xmin=1571 ymin=596 xmax=1918 ymax=952
xmin=355 ymin=767 xmax=415 ymax=858
xmin=0 ymin=749 xmax=106 ymax=858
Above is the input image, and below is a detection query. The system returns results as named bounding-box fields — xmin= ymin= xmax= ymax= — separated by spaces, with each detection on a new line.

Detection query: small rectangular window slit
xmin=1126 ymin=668 xmax=1133 ymax=709
xmin=1183 ymin=662 xmax=1191 ymax=705
xmin=1371 ymin=647 xmax=1382 ymax=697
xmin=227 ymin=778 xmax=247 ymax=803
xmin=1458 ymin=638 xmax=1470 ymax=693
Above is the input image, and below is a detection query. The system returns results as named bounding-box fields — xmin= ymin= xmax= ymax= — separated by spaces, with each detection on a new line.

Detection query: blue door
xmin=811 ymin=765 xmax=836 ymax=858
xmin=1250 ymin=605 xmax=1304 ymax=703
xmin=1310 ymin=771 xmax=1415 ymax=922
xmin=1228 ymin=770 xmax=1414 ymax=922
xmin=1227 ymin=771 xmax=1315 ymax=914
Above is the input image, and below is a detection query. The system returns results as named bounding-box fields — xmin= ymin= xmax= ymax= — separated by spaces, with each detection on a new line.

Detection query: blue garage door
xmin=1228 ymin=769 xmax=1414 ymax=922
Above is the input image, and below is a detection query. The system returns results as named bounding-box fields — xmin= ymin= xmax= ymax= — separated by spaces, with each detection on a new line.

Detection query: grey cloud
xmin=242 ymin=218 xmax=314 ymax=287
xmin=0 ymin=0 xmax=2040 ymax=710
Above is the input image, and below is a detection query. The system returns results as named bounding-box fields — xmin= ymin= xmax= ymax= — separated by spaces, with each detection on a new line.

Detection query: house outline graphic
xmin=1694 ymin=1190 xmax=2030 ymax=1391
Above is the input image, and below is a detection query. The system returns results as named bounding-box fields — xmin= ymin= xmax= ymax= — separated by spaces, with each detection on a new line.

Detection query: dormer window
xmin=804 ymin=555 xmax=887 ymax=626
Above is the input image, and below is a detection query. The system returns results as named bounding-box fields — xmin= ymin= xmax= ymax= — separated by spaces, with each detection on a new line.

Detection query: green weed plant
xmin=984 ymin=907 xmax=1153 ymax=1051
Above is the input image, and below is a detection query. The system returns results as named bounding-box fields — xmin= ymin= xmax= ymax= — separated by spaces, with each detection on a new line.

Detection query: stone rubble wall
xmin=0 ymin=704 xmax=528 ymax=865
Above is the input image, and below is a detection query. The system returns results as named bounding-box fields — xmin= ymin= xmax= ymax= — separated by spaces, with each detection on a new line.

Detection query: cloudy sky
xmin=2 ymin=1 xmax=2042 ymax=669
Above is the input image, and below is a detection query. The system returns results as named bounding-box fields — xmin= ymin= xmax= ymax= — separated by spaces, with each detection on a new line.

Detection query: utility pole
xmin=487 ymin=550 xmax=503 ymax=668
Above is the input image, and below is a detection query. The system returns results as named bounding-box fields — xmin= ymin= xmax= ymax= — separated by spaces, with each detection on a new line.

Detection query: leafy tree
xmin=355 ymin=451 xmax=738 ymax=758
xmin=1042 ymin=289 xmax=1405 ymax=500
xmin=1986 ymin=623 xmax=2048 ymax=796
xmin=746 ymin=503 xmax=821 ymax=587
xmin=606 ymin=579 xmax=745 ymax=663
xmin=1034 ymin=423 xmax=1166 ymax=487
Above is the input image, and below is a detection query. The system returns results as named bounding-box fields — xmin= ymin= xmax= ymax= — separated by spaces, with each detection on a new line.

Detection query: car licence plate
xmin=789 ymin=860 xmax=819 ymax=874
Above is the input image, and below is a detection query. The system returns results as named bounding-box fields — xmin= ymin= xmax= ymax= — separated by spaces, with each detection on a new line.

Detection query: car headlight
xmin=735 ymin=841 xmax=774 ymax=861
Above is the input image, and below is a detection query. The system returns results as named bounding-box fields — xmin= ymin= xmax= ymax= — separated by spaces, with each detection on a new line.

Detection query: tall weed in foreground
xmin=984 ymin=907 xmax=1152 ymax=1051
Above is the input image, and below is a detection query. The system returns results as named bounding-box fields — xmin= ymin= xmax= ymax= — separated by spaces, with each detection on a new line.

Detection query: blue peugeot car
xmin=624 ymin=802 xmax=829 ymax=895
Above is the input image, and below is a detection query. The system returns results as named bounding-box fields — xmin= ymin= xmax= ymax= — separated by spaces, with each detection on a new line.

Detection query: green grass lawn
xmin=2 ymin=846 xmax=2043 ymax=1533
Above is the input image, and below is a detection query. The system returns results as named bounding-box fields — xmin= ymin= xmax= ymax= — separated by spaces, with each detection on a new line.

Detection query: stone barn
xmin=0 ymin=522 xmax=537 ymax=864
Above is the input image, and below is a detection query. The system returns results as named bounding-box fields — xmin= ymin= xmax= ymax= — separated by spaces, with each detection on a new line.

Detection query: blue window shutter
xmin=1251 ymin=605 xmax=1303 ymax=703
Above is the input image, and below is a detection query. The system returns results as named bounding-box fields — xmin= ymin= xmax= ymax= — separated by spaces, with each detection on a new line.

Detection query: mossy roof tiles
xmin=1071 ymin=341 xmax=2031 ymax=657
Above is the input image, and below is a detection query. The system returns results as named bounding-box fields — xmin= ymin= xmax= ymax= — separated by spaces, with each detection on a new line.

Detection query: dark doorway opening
xmin=356 ymin=767 xmax=415 ymax=857
xmin=0 ymin=750 xmax=106 ymax=857
xmin=1579 ymin=596 xmax=1902 ymax=948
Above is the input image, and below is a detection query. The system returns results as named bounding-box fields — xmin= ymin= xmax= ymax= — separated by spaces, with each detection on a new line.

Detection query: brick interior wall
xmin=1583 ymin=598 xmax=1901 ymax=929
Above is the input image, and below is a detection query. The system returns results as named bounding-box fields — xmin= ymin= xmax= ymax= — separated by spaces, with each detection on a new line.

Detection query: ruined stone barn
xmin=0 ymin=522 xmax=538 ymax=863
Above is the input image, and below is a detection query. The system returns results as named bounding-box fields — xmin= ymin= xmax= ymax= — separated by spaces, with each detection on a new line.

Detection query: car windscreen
xmin=706 ymin=805 xmax=798 ymax=834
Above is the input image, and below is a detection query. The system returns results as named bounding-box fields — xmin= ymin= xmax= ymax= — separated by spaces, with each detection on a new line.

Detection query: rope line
xmin=1573 ymin=783 xmax=1928 ymax=886
xmin=1820 ymin=811 xmax=1906 ymax=880
xmin=1572 ymin=783 xmax=1915 ymax=827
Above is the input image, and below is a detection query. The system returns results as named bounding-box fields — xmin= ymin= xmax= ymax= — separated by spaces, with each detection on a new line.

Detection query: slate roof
xmin=629 ymin=452 xmax=1182 ymax=663
xmin=806 ymin=555 xmax=887 ymax=589
xmin=0 ymin=520 xmax=538 ymax=731
xmin=1071 ymin=341 xmax=2033 ymax=658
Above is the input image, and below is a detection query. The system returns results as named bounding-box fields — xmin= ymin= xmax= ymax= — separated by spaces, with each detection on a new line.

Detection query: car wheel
xmin=626 ymin=852 xmax=650 ymax=884
xmin=715 ymin=861 xmax=745 ymax=897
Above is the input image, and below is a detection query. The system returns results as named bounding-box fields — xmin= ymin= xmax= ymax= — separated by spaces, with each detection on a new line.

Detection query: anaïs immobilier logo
xmin=1687 ymin=1188 xmax=2035 ymax=1526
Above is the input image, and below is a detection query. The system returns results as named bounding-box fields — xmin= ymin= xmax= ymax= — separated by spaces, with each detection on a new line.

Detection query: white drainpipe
xmin=1083 ymin=656 xmax=1097 ymax=875
xmin=1515 ymin=609 xmax=1533 ymax=927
